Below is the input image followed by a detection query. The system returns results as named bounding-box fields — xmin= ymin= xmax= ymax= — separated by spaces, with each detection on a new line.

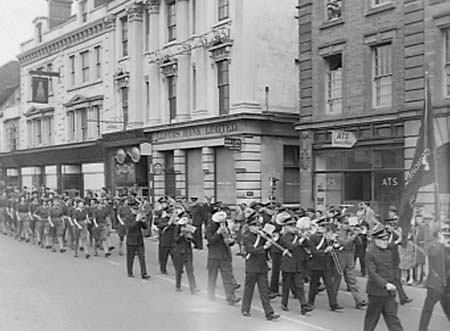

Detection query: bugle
xmin=254 ymin=229 xmax=292 ymax=258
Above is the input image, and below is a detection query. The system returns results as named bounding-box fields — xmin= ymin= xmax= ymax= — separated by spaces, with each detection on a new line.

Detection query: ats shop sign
xmin=153 ymin=122 xmax=239 ymax=142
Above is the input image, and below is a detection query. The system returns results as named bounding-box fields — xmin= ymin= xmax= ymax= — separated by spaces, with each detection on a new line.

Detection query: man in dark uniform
xmin=124 ymin=200 xmax=150 ymax=280
xmin=364 ymin=224 xmax=404 ymax=331
xmin=241 ymin=211 xmax=280 ymax=321
xmin=418 ymin=222 xmax=450 ymax=331
xmin=188 ymin=196 xmax=205 ymax=250
xmin=206 ymin=210 xmax=240 ymax=305
xmin=154 ymin=199 xmax=176 ymax=274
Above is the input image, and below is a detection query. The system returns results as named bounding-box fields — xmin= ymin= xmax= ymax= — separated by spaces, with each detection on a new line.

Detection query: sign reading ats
xmin=331 ymin=130 xmax=357 ymax=148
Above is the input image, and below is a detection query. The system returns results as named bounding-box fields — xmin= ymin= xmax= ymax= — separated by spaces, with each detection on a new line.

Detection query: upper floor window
xmin=47 ymin=63 xmax=53 ymax=94
xmin=325 ymin=53 xmax=343 ymax=114
xmin=69 ymin=55 xmax=76 ymax=86
xmin=121 ymin=17 xmax=129 ymax=57
xmin=81 ymin=50 xmax=90 ymax=83
xmin=168 ymin=76 xmax=177 ymax=120
xmin=145 ymin=9 xmax=150 ymax=51
xmin=28 ymin=116 xmax=52 ymax=147
xmin=218 ymin=0 xmax=229 ymax=21
xmin=80 ymin=0 xmax=88 ymax=22
xmin=4 ymin=119 xmax=19 ymax=151
xmin=326 ymin=0 xmax=342 ymax=21
xmin=36 ymin=23 xmax=43 ymax=43
xmin=121 ymin=87 xmax=129 ymax=128
xmin=167 ymin=1 xmax=177 ymax=42
xmin=445 ymin=28 xmax=450 ymax=98
xmin=94 ymin=46 xmax=102 ymax=80
xmin=372 ymin=43 xmax=392 ymax=108
xmin=67 ymin=107 xmax=100 ymax=142
xmin=371 ymin=0 xmax=391 ymax=7
xmin=217 ymin=60 xmax=230 ymax=115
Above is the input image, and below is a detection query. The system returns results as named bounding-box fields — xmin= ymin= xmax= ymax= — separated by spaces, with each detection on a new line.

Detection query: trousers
xmin=308 ymin=268 xmax=338 ymax=308
xmin=418 ymin=288 xmax=450 ymax=331
xmin=126 ymin=244 xmax=147 ymax=277
xmin=364 ymin=295 xmax=403 ymax=331
xmin=241 ymin=272 xmax=274 ymax=316
xmin=159 ymin=245 xmax=174 ymax=273
xmin=282 ymin=271 xmax=307 ymax=307
xmin=207 ymin=258 xmax=235 ymax=302
xmin=269 ymin=251 xmax=282 ymax=293
xmin=333 ymin=251 xmax=365 ymax=305
xmin=173 ymin=252 xmax=197 ymax=291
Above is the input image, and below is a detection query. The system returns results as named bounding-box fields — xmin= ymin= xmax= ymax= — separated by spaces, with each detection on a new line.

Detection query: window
xmin=372 ymin=43 xmax=392 ymax=107
xmin=325 ymin=53 xmax=343 ymax=114
xmin=4 ymin=119 xmax=19 ymax=151
xmin=168 ymin=76 xmax=177 ymax=120
xmin=192 ymin=66 xmax=197 ymax=110
xmin=145 ymin=80 xmax=150 ymax=109
xmin=167 ymin=1 xmax=176 ymax=42
xmin=192 ymin=0 xmax=196 ymax=34
xmin=284 ymin=146 xmax=300 ymax=203
xmin=371 ymin=0 xmax=391 ymax=7
xmin=67 ymin=107 xmax=99 ymax=142
xmin=218 ymin=0 xmax=229 ymax=21
xmin=80 ymin=0 xmax=88 ymax=22
xmin=121 ymin=17 xmax=129 ymax=57
xmin=94 ymin=46 xmax=102 ymax=80
xmin=121 ymin=87 xmax=129 ymax=128
xmin=81 ymin=50 xmax=89 ymax=83
xmin=36 ymin=23 xmax=43 ymax=43
xmin=69 ymin=55 xmax=76 ymax=86
xmin=445 ymin=29 xmax=450 ymax=97
xmin=28 ymin=116 xmax=53 ymax=147
xmin=47 ymin=63 xmax=53 ymax=94
xmin=145 ymin=9 xmax=150 ymax=51
xmin=217 ymin=60 xmax=230 ymax=115
xmin=326 ymin=0 xmax=342 ymax=20
xmin=43 ymin=116 xmax=53 ymax=145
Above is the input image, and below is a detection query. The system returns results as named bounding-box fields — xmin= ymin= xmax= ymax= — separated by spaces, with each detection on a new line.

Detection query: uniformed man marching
xmin=364 ymin=224 xmax=404 ymax=331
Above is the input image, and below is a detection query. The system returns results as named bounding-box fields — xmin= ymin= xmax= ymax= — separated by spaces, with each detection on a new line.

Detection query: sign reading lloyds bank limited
xmin=331 ymin=130 xmax=357 ymax=148
xmin=153 ymin=121 xmax=240 ymax=142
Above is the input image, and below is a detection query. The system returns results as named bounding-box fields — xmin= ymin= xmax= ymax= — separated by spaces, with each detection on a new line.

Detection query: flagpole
xmin=425 ymin=71 xmax=441 ymax=221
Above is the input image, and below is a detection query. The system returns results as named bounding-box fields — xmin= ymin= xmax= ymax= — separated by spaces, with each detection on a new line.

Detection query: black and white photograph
xmin=0 ymin=0 xmax=449 ymax=330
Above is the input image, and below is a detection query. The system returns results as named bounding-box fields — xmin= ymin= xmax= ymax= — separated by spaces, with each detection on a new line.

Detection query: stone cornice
xmin=146 ymin=0 xmax=161 ymax=14
xmin=18 ymin=18 xmax=110 ymax=66
xmin=127 ymin=2 xmax=145 ymax=22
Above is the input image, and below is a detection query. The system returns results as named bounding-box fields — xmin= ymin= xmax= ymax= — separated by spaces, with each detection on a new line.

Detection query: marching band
xmin=1 ymin=186 xmax=450 ymax=329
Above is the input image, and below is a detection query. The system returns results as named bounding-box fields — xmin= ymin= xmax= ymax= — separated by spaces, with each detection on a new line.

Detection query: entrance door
xmin=215 ymin=147 xmax=236 ymax=204
xmin=186 ymin=149 xmax=204 ymax=199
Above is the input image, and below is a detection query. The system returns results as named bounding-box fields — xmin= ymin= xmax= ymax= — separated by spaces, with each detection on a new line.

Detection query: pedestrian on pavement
xmin=418 ymin=222 xmax=450 ymax=331
xmin=206 ymin=210 xmax=240 ymax=305
xmin=124 ymin=201 xmax=150 ymax=280
xmin=364 ymin=224 xmax=404 ymax=331
xmin=241 ymin=210 xmax=280 ymax=321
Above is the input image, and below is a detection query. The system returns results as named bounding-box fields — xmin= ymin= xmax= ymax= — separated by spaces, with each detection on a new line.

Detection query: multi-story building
xmin=1 ymin=0 xmax=300 ymax=204
xmin=296 ymin=0 xmax=450 ymax=217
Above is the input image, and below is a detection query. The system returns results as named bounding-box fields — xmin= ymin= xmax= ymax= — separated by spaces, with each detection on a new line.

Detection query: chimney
xmin=48 ymin=0 xmax=73 ymax=29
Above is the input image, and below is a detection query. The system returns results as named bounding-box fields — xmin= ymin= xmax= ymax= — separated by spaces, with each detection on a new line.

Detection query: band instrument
xmin=324 ymin=233 xmax=344 ymax=276
xmin=248 ymin=228 xmax=292 ymax=258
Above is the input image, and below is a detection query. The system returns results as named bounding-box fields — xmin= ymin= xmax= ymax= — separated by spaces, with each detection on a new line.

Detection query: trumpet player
xmin=173 ymin=213 xmax=200 ymax=294
xmin=333 ymin=216 xmax=367 ymax=309
xmin=241 ymin=210 xmax=280 ymax=321
xmin=206 ymin=210 xmax=241 ymax=305
xmin=278 ymin=212 xmax=314 ymax=315
xmin=154 ymin=197 xmax=176 ymax=275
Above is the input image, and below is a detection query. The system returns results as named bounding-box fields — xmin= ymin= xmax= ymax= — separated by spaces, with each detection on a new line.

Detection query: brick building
xmin=295 ymin=0 xmax=450 ymax=217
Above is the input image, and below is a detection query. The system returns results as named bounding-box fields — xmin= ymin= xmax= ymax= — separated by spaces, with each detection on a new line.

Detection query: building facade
xmin=0 ymin=0 xmax=300 ymax=205
xmin=296 ymin=0 xmax=450 ymax=217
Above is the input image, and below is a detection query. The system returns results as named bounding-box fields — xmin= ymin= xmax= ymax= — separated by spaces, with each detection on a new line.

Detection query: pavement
xmin=0 ymin=233 xmax=448 ymax=331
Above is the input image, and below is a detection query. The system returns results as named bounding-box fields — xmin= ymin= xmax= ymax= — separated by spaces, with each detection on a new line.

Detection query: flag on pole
xmin=398 ymin=72 xmax=435 ymax=235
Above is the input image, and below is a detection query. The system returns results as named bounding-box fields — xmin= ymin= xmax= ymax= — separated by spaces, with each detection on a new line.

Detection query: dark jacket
xmin=125 ymin=216 xmax=147 ymax=246
xmin=155 ymin=215 xmax=175 ymax=248
xmin=206 ymin=222 xmax=232 ymax=260
xmin=243 ymin=230 xmax=269 ymax=273
xmin=173 ymin=225 xmax=194 ymax=255
xmin=308 ymin=233 xmax=332 ymax=271
xmin=365 ymin=243 xmax=397 ymax=296
xmin=425 ymin=241 xmax=450 ymax=293
xmin=280 ymin=232 xmax=310 ymax=273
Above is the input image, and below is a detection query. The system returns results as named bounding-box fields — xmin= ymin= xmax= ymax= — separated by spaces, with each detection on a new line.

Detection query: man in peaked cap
xmin=363 ymin=224 xmax=404 ymax=331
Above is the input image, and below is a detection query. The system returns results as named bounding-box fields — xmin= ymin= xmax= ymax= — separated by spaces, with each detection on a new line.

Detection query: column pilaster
xmin=175 ymin=0 xmax=190 ymax=122
xmin=153 ymin=150 xmax=166 ymax=198
xmin=174 ymin=149 xmax=186 ymax=198
xmin=202 ymin=147 xmax=215 ymax=201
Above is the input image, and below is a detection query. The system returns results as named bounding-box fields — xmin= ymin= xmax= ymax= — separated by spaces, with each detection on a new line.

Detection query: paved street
xmin=0 ymin=234 xmax=447 ymax=331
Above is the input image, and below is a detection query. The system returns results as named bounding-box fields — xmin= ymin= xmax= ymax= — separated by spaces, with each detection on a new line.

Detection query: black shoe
xmin=85 ymin=254 xmax=90 ymax=259
xmin=80 ymin=247 xmax=84 ymax=251
xmin=176 ymin=287 xmax=182 ymax=292
xmin=318 ymin=285 xmax=325 ymax=293
xmin=128 ymin=274 xmax=135 ymax=278
xmin=301 ymin=304 xmax=314 ymax=315
xmin=142 ymin=274 xmax=151 ymax=280
xmin=281 ymin=305 xmax=289 ymax=312
xmin=233 ymin=283 xmax=241 ymax=290
xmin=228 ymin=297 xmax=241 ymax=306
xmin=269 ymin=292 xmax=279 ymax=299
xmin=109 ymin=246 xmax=115 ymax=250
xmin=400 ymin=297 xmax=413 ymax=305
xmin=331 ymin=305 xmax=344 ymax=311
xmin=105 ymin=252 xmax=111 ymax=258
xmin=161 ymin=270 xmax=168 ymax=275
xmin=356 ymin=301 xmax=367 ymax=309
xmin=266 ymin=312 xmax=280 ymax=321
xmin=242 ymin=311 xmax=251 ymax=317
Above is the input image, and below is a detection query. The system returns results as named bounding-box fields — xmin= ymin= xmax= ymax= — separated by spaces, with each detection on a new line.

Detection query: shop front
xmin=146 ymin=113 xmax=299 ymax=205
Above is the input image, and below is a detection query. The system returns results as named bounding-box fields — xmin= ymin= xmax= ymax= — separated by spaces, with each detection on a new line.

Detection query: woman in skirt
xmin=33 ymin=198 xmax=51 ymax=248
xmin=49 ymin=197 xmax=66 ymax=253
xmin=93 ymin=198 xmax=111 ymax=257
xmin=15 ymin=195 xmax=31 ymax=242
xmin=29 ymin=195 xmax=41 ymax=245
xmin=72 ymin=198 xmax=90 ymax=259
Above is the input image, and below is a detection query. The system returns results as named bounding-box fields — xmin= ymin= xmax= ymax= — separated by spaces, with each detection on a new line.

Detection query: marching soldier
xmin=241 ymin=210 xmax=280 ymax=321
xmin=93 ymin=198 xmax=112 ymax=257
xmin=206 ymin=210 xmax=240 ymax=305
xmin=278 ymin=212 xmax=314 ymax=315
xmin=188 ymin=196 xmax=205 ymax=250
xmin=72 ymin=198 xmax=90 ymax=259
xmin=154 ymin=197 xmax=176 ymax=274
xmin=49 ymin=197 xmax=66 ymax=253
xmin=32 ymin=197 xmax=51 ymax=248
xmin=116 ymin=196 xmax=129 ymax=256
xmin=364 ymin=224 xmax=404 ymax=331
xmin=418 ymin=222 xmax=450 ymax=331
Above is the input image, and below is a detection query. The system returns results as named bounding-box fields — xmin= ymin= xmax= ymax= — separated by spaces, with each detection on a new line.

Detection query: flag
xmin=398 ymin=72 xmax=435 ymax=235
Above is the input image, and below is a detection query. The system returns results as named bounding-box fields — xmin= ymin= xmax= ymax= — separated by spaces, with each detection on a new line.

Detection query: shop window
xmin=315 ymin=151 xmax=343 ymax=171
xmin=218 ymin=0 xmax=229 ymax=21
xmin=344 ymin=172 xmax=371 ymax=201
xmin=284 ymin=146 xmax=300 ymax=203
xmin=121 ymin=16 xmax=129 ymax=57
xmin=215 ymin=147 xmax=236 ymax=204
xmin=445 ymin=28 xmax=450 ymax=98
xmin=372 ymin=43 xmax=392 ymax=108
xmin=326 ymin=0 xmax=342 ymax=21
xmin=344 ymin=150 xmax=372 ymax=169
xmin=325 ymin=53 xmax=343 ymax=114
xmin=217 ymin=60 xmax=230 ymax=115
xmin=167 ymin=1 xmax=176 ymax=42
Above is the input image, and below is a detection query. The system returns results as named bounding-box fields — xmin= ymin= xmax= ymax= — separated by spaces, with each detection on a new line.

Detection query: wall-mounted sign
xmin=32 ymin=77 xmax=49 ymax=104
xmin=331 ymin=130 xmax=357 ymax=148
xmin=115 ymin=149 xmax=127 ymax=164
xmin=153 ymin=121 xmax=239 ymax=142
xmin=115 ymin=163 xmax=136 ymax=186
xmin=224 ymin=137 xmax=241 ymax=151
xmin=140 ymin=142 xmax=152 ymax=156
xmin=129 ymin=147 xmax=141 ymax=163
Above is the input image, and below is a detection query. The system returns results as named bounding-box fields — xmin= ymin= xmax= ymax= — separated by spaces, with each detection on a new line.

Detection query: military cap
xmin=275 ymin=212 xmax=296 ymax=226
xmin=371 ymin=223 xmax=389 ymax=239
xmin=212 ymin=211 xmax=227 ymax=223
